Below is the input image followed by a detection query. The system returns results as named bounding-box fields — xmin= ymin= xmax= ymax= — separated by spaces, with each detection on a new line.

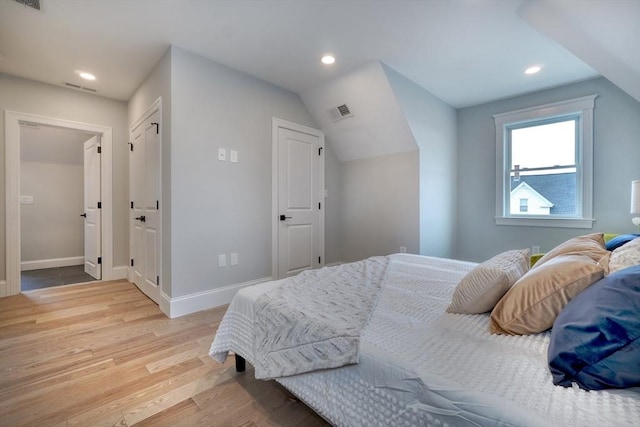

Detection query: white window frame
xmin=493 ymin=95 xmax=597 ymax=228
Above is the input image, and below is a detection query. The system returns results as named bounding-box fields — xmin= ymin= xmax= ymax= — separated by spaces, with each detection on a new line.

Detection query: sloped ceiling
xmin=1 ymin=0 xmax=626 ymax=107
xmin=301 ymin=62 xmax=417 ymax=162
xmin=519 ymin=0 xmax=640 ymax=102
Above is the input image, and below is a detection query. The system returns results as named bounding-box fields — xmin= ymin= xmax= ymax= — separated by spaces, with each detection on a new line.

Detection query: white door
xmin=275 ymin=122 xmax=324 ymax=278
xmin=83 ymin=135 xmax=101 ymax=279
xmin=130 ymin=110 xmax=161 ymax=303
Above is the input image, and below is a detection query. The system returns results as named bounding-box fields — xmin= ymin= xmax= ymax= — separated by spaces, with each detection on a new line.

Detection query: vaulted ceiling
xmin=1 ymin=0 xmax=638 ymax=108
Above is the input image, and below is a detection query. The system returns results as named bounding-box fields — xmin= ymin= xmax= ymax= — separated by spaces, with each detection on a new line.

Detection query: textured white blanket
xmin=252 ymin=256 xmax=388 ymax=379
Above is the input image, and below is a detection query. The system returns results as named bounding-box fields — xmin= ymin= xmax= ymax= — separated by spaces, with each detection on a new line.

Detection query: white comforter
xmin=253 ymin=256 xmax=388 ymax=379
xmin=210 ymin=254 xmax=640 ymax=426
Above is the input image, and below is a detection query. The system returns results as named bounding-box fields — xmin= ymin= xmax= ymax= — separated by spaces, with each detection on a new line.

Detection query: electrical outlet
xmin=230 ymin=150 xmax=238 ymax=163
xmin=230 ymin=252 xmax=238 ymax=266
xmin=400 ymin=246 xmax=407 ymax=253
xmin=218 ymin=148 xmax=226 ymax=161
xmin=532 ymin=245 xmax=541 ymax=254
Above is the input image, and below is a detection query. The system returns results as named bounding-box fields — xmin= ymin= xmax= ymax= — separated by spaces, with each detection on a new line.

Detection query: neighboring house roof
xmin=511 ymin=173 xmax=576 ymax=215
xmin=511 ymin=182 xmax=554 ymax=208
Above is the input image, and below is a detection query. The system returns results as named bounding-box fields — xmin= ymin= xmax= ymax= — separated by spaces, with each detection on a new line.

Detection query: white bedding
xmin=253 ymin=256 xmax=388 ymax=379
xmin=210 ymin=254 xmax=640 ymax=426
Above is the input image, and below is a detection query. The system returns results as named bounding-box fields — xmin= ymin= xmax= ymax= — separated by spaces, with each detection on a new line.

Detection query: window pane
xmin=511 ymin=120 xmax=575 ymax=170
xmin=510 ymin=171 xmax=577 ymax=216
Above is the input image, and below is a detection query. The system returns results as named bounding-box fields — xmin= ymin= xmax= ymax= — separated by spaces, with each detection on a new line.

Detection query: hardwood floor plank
xmin=130 ymin=398 xmax=202 ymax=427
xmin=0 ymin=281 xmax=328 ymax=427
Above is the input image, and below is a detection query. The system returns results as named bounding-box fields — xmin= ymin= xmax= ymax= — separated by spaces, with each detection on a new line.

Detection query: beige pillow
xmin=608 ymin=237 xmax=640 ymax=275
xmin=534 ymin=233 xmax=607 ymax=268
xmin=489 ymin=254 xmax=605 ymax=335
xmin=447 ymin=249 xmax=529 ymax=314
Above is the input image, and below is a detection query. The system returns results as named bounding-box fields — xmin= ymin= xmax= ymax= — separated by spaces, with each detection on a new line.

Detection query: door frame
xmin=128 ymin=98 xmax=162 ymax=301
xmin=4 ymin=110 xmax=114 ymax=296
xmin=271 ymin=117 xmax=325 ymax=279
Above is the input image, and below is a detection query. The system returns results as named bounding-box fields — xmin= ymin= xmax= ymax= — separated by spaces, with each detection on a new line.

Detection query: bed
xmin=210 ymin=247 xmax=640 ymax=426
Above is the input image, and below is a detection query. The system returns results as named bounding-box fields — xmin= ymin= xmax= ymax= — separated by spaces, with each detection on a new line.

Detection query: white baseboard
xmin=162 ymin=276 xmax=273 ymax=319
xmin=110 ymin=266 xmax=128 ymax=280
xmin=0 ymin=280 xmax=7 ymax=298
xmin=21 ymin=256 xmax=84 ymax=271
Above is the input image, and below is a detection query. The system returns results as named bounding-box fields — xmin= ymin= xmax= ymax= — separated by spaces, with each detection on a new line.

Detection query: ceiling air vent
xmin=13 ymin=0 xmax=41 ymax=10
xmin=327 ymin=104 xmax=353 ymax=121
xmin=64 ymin=82 xmax=98 ymax=93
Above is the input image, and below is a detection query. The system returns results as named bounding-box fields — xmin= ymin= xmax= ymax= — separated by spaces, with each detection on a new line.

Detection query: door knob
xmin=80 ymin=213 xmax=87 ymax=218
xmin=279 ymin=214 xmax=292 ymax=221
xmin=135 ymin=215 xmax=146 ymax=222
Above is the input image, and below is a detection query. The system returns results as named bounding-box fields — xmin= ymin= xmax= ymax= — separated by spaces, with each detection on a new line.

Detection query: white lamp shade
xmin=632 ymin=180 xmax=640 ymax=215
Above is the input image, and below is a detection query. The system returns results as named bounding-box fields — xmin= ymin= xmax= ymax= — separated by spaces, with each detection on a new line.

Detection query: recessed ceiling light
xmin=524 ymin=65 xmax=542 ymax=75
xmin=321 ymin=55 xmax=335 ymax=65
xmin=78 ymin=71 xmax=96 ymax=80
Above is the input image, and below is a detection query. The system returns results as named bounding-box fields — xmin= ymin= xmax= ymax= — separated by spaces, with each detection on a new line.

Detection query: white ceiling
xmin=0 ymin=0 xmax=638 ymax=108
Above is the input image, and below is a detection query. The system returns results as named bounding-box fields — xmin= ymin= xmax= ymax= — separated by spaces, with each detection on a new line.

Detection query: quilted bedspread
xmin=253 ymin=256 xmax=388 ymax=379
xmin=210 ymin=254 xmax=640 ymax=426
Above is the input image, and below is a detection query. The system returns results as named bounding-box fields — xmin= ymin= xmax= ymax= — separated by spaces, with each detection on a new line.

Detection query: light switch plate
xmin=218 ymin=148 xmax=226 ymax=161
xmin=230 ymin=150 xmax=238 ymax=163
xmin=218 ymin=254 xmax=227 ymax=267
xmin=230 ymin=252 xmax=238 ymax=266
xmin=20 ymin=195 xmax=34 ymax=205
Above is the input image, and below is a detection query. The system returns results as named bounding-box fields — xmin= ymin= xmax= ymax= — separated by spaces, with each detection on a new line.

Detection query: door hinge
xmin=131 ymin=201 xmax=134 ymax=209
xmin=319 ymin=146 xmax=323 ymax=156
xmin=129 ymin=142 xmax=133 ymax=152
xmin=131 ymin=259 xmax=134 ymax=267
xmin=319 ymin=256 xmax=321 ymax=264
xmin=318 ymin=202 xmax=321 ymax=210
xmin=156 ymin=200 xmax=159 ymax=210
xmin=97 ymin=257 xmax=102 ymax=265
xmin=156 ymin=275 xmax=160 ymax=285
xmin=97 ymin=146 xmax=102 ymax=154
xmin=97 ymin=202 xmax=102 ymax=209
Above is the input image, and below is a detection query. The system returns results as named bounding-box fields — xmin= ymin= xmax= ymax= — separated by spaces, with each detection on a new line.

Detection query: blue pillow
xmin=548 ymin=264 xmax=640 ymax=390
xmin=606 ymin=234 xmax=640 ymax=251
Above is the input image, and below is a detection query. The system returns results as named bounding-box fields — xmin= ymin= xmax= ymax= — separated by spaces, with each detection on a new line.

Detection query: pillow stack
xmin=489 ymin=233 xmax=609 ymax=335
xmin=447 ymin=233 xmax=640 ymax=390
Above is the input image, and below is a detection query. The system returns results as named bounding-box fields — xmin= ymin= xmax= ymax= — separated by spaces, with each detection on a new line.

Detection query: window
xmin=519 ymin=198 xmax=528 ymax=213
xmin=494 ymin=95 xmax=596 ymax=228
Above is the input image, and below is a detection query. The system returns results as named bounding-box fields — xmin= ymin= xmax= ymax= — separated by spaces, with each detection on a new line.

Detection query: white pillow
xmin=447 ymin=249 xmax=530 ymax=314
xmin=608 ymin=237 xmax=640 ymax=275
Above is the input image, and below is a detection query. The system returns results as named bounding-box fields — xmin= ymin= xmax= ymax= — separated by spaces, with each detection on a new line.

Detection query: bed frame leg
xmin=235 ymin=354 xmax=246 ymax=372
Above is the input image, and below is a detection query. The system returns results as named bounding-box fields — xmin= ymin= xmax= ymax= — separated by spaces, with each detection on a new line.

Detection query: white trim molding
xmin=5 ymin=111 xmax=115 ymax=296
xmin=21 ymin=256 xmax=84 ymax=271
xmin=111 ymin=266 xmax=129 ymax=281
xmin=159 ymin=276 xmax=273 ymax=319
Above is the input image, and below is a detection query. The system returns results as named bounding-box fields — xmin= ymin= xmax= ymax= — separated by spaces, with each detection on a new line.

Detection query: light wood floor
xmin=0 ymin=280 xmax=329 ymax=427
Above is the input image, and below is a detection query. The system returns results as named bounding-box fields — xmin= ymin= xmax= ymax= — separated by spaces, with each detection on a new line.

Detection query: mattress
xmin=210 ymin=254 xmax=640 ymax=426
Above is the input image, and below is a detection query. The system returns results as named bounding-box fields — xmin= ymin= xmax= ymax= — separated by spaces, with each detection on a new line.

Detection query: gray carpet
xmin=21 ymin=265 xmax=97 ymax=291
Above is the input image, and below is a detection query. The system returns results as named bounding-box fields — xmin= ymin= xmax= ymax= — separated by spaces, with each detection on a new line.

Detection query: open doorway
xmin=4 ymin=110 xmax=115 ymax=297
xmin=19 ymin=124 xmax=99 ymax=291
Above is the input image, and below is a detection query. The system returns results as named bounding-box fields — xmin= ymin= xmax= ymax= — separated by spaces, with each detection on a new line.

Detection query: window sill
xmin=495 ymin=216 xmax=595 ymax=229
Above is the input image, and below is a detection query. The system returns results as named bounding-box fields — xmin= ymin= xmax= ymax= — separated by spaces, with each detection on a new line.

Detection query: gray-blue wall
xmin=456 ymin=77 xmax=640 ymax=262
